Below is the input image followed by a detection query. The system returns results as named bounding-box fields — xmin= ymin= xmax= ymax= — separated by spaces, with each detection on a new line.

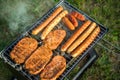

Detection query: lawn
xmin=0 ymin=0 xmax=120 ymax=80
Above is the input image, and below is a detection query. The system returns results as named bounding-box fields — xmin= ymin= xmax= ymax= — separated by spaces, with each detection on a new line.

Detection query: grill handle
xmin=72 ymin=48 xmax=98 ymax=80
xmin=97 ymin=38 xmax=120 ymax=54
xmin=0 ymin=50 xmax=4 ymax=59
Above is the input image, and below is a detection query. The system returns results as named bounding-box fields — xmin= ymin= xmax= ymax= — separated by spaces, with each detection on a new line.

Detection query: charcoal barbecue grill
xmin=0 ymin=0 xmax=108 ymax=80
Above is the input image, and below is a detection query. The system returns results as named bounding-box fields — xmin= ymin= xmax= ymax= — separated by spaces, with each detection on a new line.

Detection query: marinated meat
xmin=40 ymin=55 xmax=66 ymax=80
xmin=25 ymin=46 xmax=53 ymax=75
xmin=10 ymin=37 xmax=38 ymax=64
xmin=43 ymin=30 xmax=66 ymax=50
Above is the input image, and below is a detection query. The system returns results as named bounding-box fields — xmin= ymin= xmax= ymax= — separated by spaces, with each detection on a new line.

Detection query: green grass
xmin=0 ymin=59 xmax=13 ymax=80
xmin=0 ymin=0 xmax=120 ymax=80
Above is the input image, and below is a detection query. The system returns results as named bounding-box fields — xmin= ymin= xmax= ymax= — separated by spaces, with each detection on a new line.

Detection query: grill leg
xmin=72 ymin=48 xmax=98 ymax=80
xmin=11 ymin=77 xmax=18 ymax=80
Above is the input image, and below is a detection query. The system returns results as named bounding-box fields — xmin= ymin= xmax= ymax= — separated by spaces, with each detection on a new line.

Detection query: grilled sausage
xmin=62 ymin=16 xmax=75 ymax=30
xmin=32 ymin=6 xmax=63 ymax=35
xmin=61 ymin=20 xmax=91 ymax=52
xmin=71 ymin=11 xmax=85 ymax=21
xmin=67 ymin=14 xmax=78 ymax=27
xmin=71 ymin=26 xmax=100 ymax=57
xmin=41 ymin=10 xmax=68 ymax=40
xmin=67 ymin=22 xmax=96 ymax=53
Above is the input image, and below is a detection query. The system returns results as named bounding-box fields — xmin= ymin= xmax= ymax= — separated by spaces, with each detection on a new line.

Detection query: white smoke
xmin=7 ymin=1 xmax=34 ymax=31
xmin=0 ymin=0 xmax=55 ymax=33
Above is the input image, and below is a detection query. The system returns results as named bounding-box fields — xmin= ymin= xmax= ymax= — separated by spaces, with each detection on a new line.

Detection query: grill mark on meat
xmin=10 ymin=37 xmax=38 ymax=64
xmin=30 ymin=61 xmax=46 ymax=73
xmin=40 ymin=55 xmax=66 ymax=80
xmin=43 ymin=29 xmax=66 ymax=50
xmin=25 ymin=46 xmax=53 ymax=75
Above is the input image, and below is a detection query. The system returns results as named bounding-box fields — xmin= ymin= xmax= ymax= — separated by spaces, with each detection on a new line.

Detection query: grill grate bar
xmin=0 ymin=1 xmax=108 ymax=80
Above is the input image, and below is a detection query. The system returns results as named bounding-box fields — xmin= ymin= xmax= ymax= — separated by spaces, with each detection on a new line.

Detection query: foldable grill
xmin=0 ymin=0 xmax=108 ymax=80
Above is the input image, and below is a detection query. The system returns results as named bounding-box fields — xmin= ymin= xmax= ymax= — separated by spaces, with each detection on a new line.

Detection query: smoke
xmin=0 ymin=0 xmax=34 ymax=33
xmin=0 ymin=0 xmax=56 ymax=34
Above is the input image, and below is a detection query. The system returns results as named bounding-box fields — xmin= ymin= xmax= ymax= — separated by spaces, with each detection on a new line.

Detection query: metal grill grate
xmin=0 ymin=1 xmax=108 ymax=80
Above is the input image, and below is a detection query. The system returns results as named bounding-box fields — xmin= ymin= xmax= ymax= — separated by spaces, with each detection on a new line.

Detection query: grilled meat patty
xmin=10 ymin=37 xmax=38 ymax=64
xmin=25 ymin=46 xmax=53 ymax=75
xmin=40 ymin=55 xmax=66 ymax=80
xmin=43 ymin=29 xmax=66 ymax=50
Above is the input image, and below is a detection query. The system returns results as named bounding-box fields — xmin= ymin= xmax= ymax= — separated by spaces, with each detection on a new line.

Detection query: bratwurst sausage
xmin=41 ymin=10 xmax=68 ymax=40
xmin=71 ymin=26 xmax=100 ymax=57
xmin=61 ymin=20 xmax=91 ymax=52
xmin=67 ymin=22 xmax=96 ymax=53
xmin=32 ymin=6 xmax=63 ymax=35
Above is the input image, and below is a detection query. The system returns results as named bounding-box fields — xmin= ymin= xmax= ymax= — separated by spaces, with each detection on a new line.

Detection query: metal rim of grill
xmin=0 ymin=1 xmax=108 ymax=80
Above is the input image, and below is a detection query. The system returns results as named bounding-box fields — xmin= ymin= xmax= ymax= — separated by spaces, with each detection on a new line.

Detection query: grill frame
xmin=0 ymin=0 xmax=108 ymax=80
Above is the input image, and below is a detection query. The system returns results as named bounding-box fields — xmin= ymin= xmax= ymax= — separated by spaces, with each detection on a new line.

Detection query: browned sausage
xmin=32 ymin=6 xmax=63 ymax=35
xmin=62 ymin=16 xmax=75 ymax=30
xmin=67 ymin=22 xmax=96 ymax=53
xmin=71 ymin=11 xmax=85 ymax=21
xmin=61 ymin=20 xmax=91 ymax=52
xmin=71 ymin=26 xmax=100 ymax=57
xmin=67 ymin=14 xmax=78 ymax=27
xmin=41 ymin=10 xmax=68 ymax=40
